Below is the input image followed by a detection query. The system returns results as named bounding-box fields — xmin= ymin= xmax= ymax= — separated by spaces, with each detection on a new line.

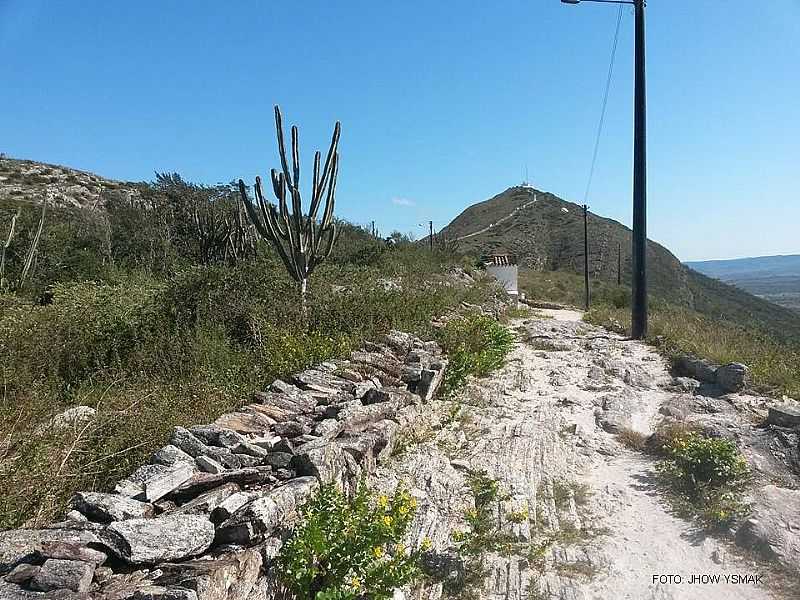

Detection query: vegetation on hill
xmin=440 ymin=186 xmax=800 ymax=343
xmin=0 ymin=170 xmax=500 ymax=528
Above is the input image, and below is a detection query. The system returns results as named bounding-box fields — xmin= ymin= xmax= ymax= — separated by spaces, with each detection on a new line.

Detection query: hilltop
xmin=439 ymin=185 xmax=800 ymax=343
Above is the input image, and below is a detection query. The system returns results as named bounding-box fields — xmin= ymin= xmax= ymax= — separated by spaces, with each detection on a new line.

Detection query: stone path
xmin=378 ymin=309 xmax=786 ymax=600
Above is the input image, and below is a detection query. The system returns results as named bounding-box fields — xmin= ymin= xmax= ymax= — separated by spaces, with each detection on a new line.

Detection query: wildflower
xmin=350 ymin=577 xmax=361 ymax=590
xmin=383 ymin=515 xmax=393 ymax=527
xmin=377 ymin=494 xmax=389 ymax=509
xmin=409 ymin=496 xmax=418 ymax=508
xmin=421 ymin=537 xmax=433 ymax=551
xmin=373 ymin=546 xmax=384 ymax=558
xmin=395 ymin=543 xmax=406 ymax=555
xmin=398 ymin=504 xmax=409 ymax=516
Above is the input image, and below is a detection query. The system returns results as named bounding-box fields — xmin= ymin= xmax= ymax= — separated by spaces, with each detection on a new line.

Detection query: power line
xmin=583 ymin=3 xmax=624 ymax=205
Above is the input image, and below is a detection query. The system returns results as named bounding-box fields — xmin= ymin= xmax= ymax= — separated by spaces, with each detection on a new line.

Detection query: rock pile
xmin=0 ymin=330 xmax=448 ymax=600
xmin=673 ymin=355 xmax=749 ymax=393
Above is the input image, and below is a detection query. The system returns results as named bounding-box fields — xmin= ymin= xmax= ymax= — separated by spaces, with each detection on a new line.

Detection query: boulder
xmin=170 ymin=428 xmax=242 ymax=469
xmin=216 ymin=477 xmax=319 ymax=545
xmin=30 ymin=558 xmax=94 ymax=593
xmin=214 ymin=411 xmax=275 ymax=434
xmin=715 ymin=362 xmax=748 ymax=393
xmin=189 ymin=425 xmax=247 ymax=449
xmin=416 ymin=365 xmax=446 ymax=402
xmin=4 ymin=564 xmax=40 ymax=585
xmin=116 ymin=461 xmax=200 ymax=500
xmin=104 ymin=515 xmax=215 ymax=565
xmin=670 ymin=377 xmax=701 ymax=393
xmin=71 ymin=492 xmax=154 ymax=522
xmin=36 ymin=406 xmax=96 ymax=435
xmin=154 ymin=548 xmax=262 ymax=600
xmin=673 ymin=355 xmax=717 ymax=384
xmin=736 ymin=485 xmax=800 ymax=575
xmin=167 ymin=468 xmax=271 ymax=504
xmin=174 ymin=483 xmax=240 ymax=515
xmin=766 ymin=404 xmax=800 ymax=428
xmin=39 ymin=541 xmax=107 ymax=565
xmin=210 ymin=491 xmax=260 ymax=525
xmin=272 ymin=420 xmax=311 ymax=438
xmin=132 ymin=586 xmax=199 ymax=600
xmin=143 ymin=463 xmax=197 ymax=502
xmin=151 ymin=445 xmax=195 ymax=467
xmin=338 ymin=399 xmax=401 ymax=434
xmin=0 ymin=528 xmax=99 ymax=571
xmin=196 ymin=456 xmax=226 ymax=474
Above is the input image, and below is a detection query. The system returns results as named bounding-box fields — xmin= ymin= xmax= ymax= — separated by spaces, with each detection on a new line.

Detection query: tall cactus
xmin=239 ymin=106 xmax=341 ymax=300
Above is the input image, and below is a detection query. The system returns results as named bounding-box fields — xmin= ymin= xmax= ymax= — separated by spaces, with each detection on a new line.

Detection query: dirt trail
xmin=378 ymin=309 xmax=783 ymax=600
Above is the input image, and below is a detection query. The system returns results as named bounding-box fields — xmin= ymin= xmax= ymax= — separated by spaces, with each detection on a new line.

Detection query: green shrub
xmin=438 ymin=314 xmax=514 ymax=394
xmin=656 ymin=432 xmax=750 ymax=529
xmin=278 ymin=483 xmax=426 ymax=600
xmin=659 ymin=433 xmax=749 ymax=489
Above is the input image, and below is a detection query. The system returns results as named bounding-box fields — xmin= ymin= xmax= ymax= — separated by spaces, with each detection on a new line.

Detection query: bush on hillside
xmin=278 ymin=483 xmax=426 ymax=599
xmin=438 ymin=314 xmax=515 ymax=394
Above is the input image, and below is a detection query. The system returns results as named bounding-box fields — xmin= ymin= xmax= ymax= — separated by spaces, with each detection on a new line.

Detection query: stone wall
xmin=0 ymin=329 xmax=449 ymax=600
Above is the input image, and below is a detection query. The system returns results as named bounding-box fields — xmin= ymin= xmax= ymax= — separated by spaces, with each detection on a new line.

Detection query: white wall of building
xmin=486 ymin=264 xmax=518 ymax=296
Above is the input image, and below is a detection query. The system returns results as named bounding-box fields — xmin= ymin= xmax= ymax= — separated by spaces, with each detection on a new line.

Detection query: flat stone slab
xmin=71 ymin=491 xmax=154 ymax=522
xmin=767 ymin=404 xmax=800 ymax=428
xmin=30 ymin=558 xmax=94 ymax=593
xmin=104 ymin=515 xmax=215 ymax=565
xmin=0 ymin=528 xmax=99 ymax=570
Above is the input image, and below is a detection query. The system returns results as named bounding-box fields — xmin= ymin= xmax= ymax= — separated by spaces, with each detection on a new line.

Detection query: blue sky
xmin=2 ymin=1 xmax=798 ymax=261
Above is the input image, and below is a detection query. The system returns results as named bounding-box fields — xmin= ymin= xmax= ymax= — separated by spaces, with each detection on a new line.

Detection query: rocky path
xmin=378 ymin=309 xmax=789 ymax=600
xmin=452 ymin=196 xmax=539 ymax=242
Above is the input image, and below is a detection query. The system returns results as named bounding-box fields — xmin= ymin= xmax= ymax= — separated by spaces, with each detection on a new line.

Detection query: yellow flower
xmin=399 ymin=504 xmax=409 ymax=516
xmin=409 ymin=497 xmax=418 ymax=508
xmin=373 ymin=546 xmax=385 ymax=558
xmin=383 ymin=515 xmax=393 ymax=527
xmin=396 ymin=543 xmax=406 ymax=555
xmin=421 ymin=537 xmax=433 ymax=551
xmin=350 ymin=577 xmax=361 ymax=590
xmin=377 ymin=494 xmax=389 ymax=509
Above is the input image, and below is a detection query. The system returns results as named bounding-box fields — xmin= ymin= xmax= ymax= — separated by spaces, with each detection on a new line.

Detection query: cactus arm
xmin=320 ymin=151 xmax=339 ymax=230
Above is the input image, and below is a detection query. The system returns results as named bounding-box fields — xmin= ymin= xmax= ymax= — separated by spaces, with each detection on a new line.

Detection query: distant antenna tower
xmin=522 ymin=164 xmax=530 ymax=187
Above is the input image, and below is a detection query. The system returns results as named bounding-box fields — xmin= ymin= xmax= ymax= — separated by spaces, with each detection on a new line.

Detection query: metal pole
xmin=583 ymin=204 xmax=590 ymax=311
xmin=631 ymin=0 xmax=647 ymax=339
xmin=429 ymin=220 xmax=434 ymax=251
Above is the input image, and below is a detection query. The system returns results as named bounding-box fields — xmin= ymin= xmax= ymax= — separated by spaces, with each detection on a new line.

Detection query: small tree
xmin=238 ymin=106 xmax=341 ymax=305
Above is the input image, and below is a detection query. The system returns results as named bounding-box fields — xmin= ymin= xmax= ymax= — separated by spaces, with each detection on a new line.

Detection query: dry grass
xmin=585 ymin=305 xmax=800 ymax=398
xmin=616 ymin=427 xmax=648 ymax=451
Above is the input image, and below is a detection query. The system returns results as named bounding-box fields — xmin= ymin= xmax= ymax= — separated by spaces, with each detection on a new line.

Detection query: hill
xmin=439 ymin=185 xmax=800 ymax=343
xmin=687 ymin=255 xmax=800 ymax=311
xmin=0 ymin=156 xmax=140 ymax=210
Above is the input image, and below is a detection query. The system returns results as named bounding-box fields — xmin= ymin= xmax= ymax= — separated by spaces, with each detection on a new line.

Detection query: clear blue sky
xmin=2 ymin=1 xmax=798 ymax=261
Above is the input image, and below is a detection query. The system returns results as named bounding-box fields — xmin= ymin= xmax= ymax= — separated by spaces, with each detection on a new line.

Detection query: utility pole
xmin=630 ymin=0 xmax=647 ymax=338
xmin=429 ymin=220 xmax=434 ymax=252
xmin=583 ymin=204 xmax=590 ymax=311
xmin=371 ymin=221 xmax=375 ymax=237
xmin=561 ymin=0 xmax=648 ymax=338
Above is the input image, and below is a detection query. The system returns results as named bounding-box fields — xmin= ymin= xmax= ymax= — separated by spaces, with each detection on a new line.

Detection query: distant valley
xmin=687 ymin=255 xmax=800 ymax=312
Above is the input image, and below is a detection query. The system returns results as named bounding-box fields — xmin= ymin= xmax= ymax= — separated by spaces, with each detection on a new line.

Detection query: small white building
xmin=483 ymin=252 xmax=519 ymax=297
